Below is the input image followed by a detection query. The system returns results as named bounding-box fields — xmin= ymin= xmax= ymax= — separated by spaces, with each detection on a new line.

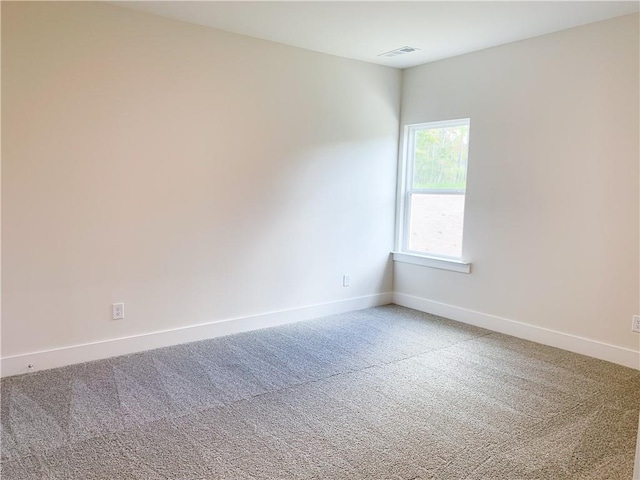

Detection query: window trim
xmin=394 ymin=118 xmax=472 ymax=273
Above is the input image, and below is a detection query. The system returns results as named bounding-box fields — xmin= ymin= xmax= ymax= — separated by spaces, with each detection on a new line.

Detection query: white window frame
xmin=393 ymin=118 xmax=472 ymax=273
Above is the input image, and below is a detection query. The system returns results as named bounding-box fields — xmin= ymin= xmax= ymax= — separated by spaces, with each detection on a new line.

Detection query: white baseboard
xmin=1 ymin=292 xmax=393 ymax=378
xmin=4 ymin=291 xmax=637 ymax=378
xmin=393 ymin=292 xmax=640 ymax=370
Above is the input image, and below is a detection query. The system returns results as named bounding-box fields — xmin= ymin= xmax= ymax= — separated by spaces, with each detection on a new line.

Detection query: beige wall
xmin=1 ymin=2 xmax=401 ymax=356
xmin=396 ymin=14 xmax=640 ymax=352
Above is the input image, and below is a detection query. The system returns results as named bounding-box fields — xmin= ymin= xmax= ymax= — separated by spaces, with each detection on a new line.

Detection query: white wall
xmin=1 ymin=2 xmax=400 ymax=361
xmin=3 ymin=3 xmax=638 ymax=374
xmin=396 ymin=14 xmax=639 ymax=354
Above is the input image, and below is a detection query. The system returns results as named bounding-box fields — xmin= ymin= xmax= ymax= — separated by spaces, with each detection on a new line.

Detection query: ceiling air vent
xmin=378 ymin=46 xmax=420 ymax=58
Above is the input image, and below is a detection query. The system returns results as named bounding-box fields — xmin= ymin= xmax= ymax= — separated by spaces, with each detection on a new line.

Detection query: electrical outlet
xmin=633 ymin=315 xmax=640 ymax=333
xmin=342 ymin=274 xmax=350 ymax=287
xmin=112 ymin=303 xmax=124 ymax=320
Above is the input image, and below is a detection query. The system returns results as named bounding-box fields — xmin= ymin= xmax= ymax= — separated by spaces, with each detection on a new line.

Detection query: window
xmin=396 ymin=119 xmax=471 ymax=266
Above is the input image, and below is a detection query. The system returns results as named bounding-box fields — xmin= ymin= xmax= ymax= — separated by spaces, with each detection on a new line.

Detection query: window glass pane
xmin=413 ymin=124 xmax=469 ymax=190
xmin=408 ymin=193 xmax=465 ymax=258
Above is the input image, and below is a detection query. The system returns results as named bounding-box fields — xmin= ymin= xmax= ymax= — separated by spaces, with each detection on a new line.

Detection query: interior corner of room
xmin=1 ymin=1 xmax=638 ymax=374
xmin=1 ymin=2 xmax=639 ymax=478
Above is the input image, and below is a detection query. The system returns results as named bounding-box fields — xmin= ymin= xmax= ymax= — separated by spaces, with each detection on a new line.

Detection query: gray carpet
xmin=1 ymin=305 xmax=639 ymax=479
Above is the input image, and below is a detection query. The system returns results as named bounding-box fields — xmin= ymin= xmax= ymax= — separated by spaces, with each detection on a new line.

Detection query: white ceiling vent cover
xmin=378 ymin=46 xmax=420 ymax=57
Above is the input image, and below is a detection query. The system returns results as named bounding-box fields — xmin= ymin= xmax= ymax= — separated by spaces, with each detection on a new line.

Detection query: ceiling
xmin=116 ymin=1 xmax=640 ymax=69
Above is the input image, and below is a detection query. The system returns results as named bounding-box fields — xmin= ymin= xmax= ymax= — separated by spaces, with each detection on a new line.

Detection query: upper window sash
xmin=404 ymin=119 xmax=470 ymax=194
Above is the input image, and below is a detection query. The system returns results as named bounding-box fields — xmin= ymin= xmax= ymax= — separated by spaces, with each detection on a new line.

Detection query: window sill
xmin=392 ymin=252 xmax=471 ymax=274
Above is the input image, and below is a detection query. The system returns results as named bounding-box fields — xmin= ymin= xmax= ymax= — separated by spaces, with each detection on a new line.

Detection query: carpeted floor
xmin=1 ymin=305 xmax=639 ymax=479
